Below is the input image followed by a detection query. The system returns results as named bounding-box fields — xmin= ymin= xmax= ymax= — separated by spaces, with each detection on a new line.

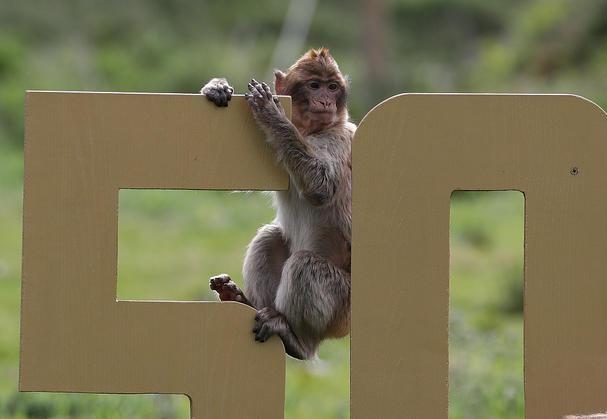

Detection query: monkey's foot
xmin=253 ymin=307 xmax=288 ymax=343
xmin=209 ymin=274 xmax=250 ymax=305
xmin=253 ymin=308 xmax=315 ymax=359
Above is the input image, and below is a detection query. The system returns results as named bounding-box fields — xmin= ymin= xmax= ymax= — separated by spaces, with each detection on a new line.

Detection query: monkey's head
xmin=274 ymin=48 xmax=348 ymax=133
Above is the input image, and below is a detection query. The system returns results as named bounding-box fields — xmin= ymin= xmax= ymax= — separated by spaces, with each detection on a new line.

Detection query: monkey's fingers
xmin=244 ymin=93 xmax=259 ymax=109
xmin=203 ymin=91 xmax=219 ymax=105
xmin=250 ymin=79 xmax=269 ymax=101
xmin=261 ymin=82 xmax=273 ymax=100
xmin=205 ymin=89 xmax=229 ymax=107
xmin=222 ymin=85 xmax=233 ymax=102
xmin=218 ymin=90 xmax=229 ymax=107
xmin=223 ymin=84 xmax=234 ymax=94
xmin=247 ymin=82 xmax=264 ymax=100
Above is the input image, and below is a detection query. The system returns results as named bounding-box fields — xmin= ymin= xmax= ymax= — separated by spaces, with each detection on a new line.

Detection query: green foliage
xmin=0 ymin=0 xmax=605 ymax=146
xmin=450 ymin=191 xmax=525 ymax=418
xmin=3 ymin=392 xmax=186 ymax=419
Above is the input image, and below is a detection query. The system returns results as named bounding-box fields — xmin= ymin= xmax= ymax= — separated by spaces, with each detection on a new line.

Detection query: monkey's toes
xmin=222 ymin=281 xmax=241 ymax=296
xmin=209 ymin=273 xmax=231 ymax=291
xmin=254 ymin=307 xmax=279 ymax=322
xmin=253 ymin=308 xmax=279 ymax=342
xmin=254 ymin=323 xmax=273 ymax=342
xmin=210 ymin=274 xmax=249 ymax=304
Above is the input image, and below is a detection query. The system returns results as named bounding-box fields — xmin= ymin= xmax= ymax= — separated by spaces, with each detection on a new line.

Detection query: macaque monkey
xmin=201 ymin=48 xmax=354 ymax=360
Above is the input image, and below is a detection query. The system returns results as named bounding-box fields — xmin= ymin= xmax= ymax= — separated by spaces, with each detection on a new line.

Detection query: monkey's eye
xmin=328 ymin=82 xmax=339 ymax=91
xmin=309 ymin=81 xmax=320 ymax=89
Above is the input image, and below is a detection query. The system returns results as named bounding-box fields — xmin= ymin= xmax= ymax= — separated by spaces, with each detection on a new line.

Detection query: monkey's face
xmin=302 ymin=78 xmax=342 ymax=120
xmin=286 ymin=75 xmax=347 ymax=129
xmin=275 ymin=48 xmax=349 ymax=133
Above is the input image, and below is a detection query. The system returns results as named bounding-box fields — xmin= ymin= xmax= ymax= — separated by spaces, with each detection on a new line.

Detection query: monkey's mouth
xmin=309 ymin=107 xmax=336 ymax=114
xmin=308 ymin=100 xmax=336 ymax=114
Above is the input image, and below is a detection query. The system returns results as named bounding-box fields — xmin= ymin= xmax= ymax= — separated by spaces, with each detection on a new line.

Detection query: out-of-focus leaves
xmin=0 ymin=0 xmax=605 ymax=146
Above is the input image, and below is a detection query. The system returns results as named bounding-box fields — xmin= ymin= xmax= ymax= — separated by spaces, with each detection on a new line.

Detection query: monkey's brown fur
xmin=203 ymin=48 xmax=354 ymax=359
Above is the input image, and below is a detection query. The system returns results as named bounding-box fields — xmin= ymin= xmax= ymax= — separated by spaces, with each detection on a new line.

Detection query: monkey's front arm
xmin=245 ymin=80 xmax=339 ymax=206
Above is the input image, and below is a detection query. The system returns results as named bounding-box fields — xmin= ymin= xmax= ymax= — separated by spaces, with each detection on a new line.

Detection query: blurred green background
xmin=0 ymin=0 xmax=606 ymax=417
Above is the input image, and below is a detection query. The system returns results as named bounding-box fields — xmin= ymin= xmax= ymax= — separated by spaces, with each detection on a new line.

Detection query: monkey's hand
xmin=200 ymin=78 xmax=234 ymax=107
xmin=245 ymin=79 xmax=287 ymax=131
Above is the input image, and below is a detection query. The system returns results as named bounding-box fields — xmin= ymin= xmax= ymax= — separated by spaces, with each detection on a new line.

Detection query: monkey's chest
xmin=274 ymin=190 xmax=350 ymax=265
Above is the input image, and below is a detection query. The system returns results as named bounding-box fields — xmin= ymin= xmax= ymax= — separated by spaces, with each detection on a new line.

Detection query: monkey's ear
xmin=274 ymin=70 xmax=287 ymax=94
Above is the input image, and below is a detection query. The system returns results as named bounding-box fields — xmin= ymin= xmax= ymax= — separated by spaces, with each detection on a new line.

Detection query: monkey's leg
xmin=209 ymin=274 xmax=251 ymax=306
xmin=255 ymin=250 xmax=350 ymax=360
xmin=243 ymin=223 xmax=290 ymax=309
